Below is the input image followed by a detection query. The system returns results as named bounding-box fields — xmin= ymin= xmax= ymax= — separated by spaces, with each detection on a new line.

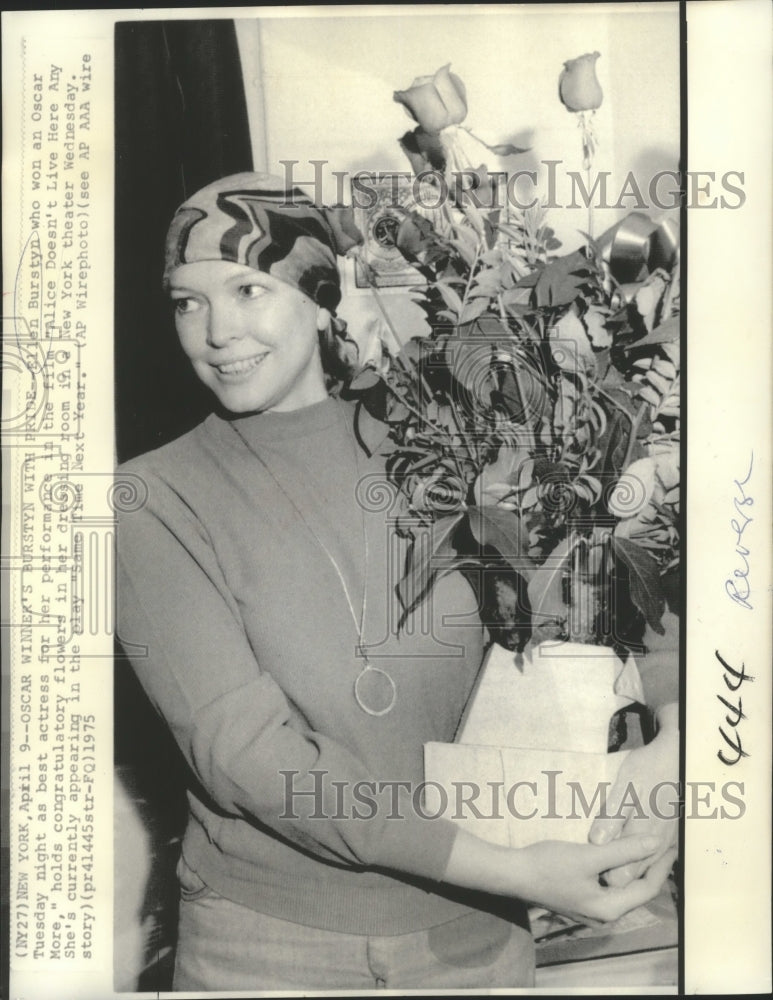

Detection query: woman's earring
xmin=316 ymin=306 xmax=332 ymax=332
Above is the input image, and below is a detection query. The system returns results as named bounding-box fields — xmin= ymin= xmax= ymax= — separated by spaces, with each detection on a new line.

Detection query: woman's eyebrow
xmin=225 ymin=271 xmax=270 ymax=285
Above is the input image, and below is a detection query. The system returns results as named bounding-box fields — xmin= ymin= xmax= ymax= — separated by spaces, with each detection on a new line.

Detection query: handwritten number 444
xmin=715 ymin=650 xmax=753 ymax=766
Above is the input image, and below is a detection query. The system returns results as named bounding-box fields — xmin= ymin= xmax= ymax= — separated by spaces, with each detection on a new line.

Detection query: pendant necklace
xmin=230 ymin=412 xmax=397 ymax=717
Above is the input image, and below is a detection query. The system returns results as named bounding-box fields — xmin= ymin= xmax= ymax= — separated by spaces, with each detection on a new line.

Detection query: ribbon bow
xmin=598 ymin=212 xmax=680 ymax=287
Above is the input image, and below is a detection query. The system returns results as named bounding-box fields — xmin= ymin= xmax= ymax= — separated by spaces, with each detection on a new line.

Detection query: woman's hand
xmin=444 ymin=827 xmax=672 ymax=926
xmin=512 ymin=835 xmax=675 ymax=924
xmin=589 ymin=703 xmax=679 ymax=888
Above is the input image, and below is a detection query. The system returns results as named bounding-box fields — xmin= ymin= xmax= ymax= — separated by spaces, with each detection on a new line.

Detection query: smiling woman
xmin=160 ymin=172 xmax=349 ymax=415
xmin=170 ymin=262 xmax=330 ymax=414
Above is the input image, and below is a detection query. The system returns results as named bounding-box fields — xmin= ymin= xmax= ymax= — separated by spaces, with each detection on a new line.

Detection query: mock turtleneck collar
xmin=226 ymin=395 xmax=344 ymax=444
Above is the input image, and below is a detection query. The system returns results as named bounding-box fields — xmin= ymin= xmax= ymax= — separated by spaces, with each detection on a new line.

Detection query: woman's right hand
xmin=511 ymin=836 xmax=676 ymax=924
xmin=444 ymin=828 xmax=674 ymax=926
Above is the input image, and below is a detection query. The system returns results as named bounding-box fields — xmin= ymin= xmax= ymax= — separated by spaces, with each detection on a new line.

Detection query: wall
xmin=236 ymin=4 xmax=679 ymax=340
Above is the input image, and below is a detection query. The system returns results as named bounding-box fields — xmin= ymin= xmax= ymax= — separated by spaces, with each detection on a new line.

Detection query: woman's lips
xmin=213 ymin=353 xmax=268 ymax=376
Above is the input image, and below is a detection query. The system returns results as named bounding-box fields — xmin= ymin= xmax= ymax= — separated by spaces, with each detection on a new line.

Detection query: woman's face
xmin=169 ymin=260 xmax=330 ymax=414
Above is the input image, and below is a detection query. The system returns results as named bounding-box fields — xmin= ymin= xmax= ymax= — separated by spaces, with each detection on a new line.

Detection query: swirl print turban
xmin=163 ymin=172 xmax=342 ymax=313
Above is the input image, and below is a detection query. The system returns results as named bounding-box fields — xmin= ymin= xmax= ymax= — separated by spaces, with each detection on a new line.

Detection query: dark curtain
xmin=115 ymin=19 xmax=253 ymax=463
xmin=114 ymin=22 xmax=253 ymax=989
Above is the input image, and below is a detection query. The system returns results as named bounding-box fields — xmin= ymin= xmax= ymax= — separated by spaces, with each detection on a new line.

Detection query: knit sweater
xmin=116 ymin=396 xmax=492 ymax=935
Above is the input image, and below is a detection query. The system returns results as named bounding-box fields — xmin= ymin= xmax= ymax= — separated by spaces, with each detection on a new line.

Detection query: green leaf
xmin=474 ymin=443 xmax=531 ymax=506
xmin=500 ymin=285 xmax=532 ymax=307
xmin=354 ymin=394 xmax=392 ymax=453
xmin=397 ymin=512 xmax=465 ymax=614
xmin=349 ymin=367 xmax=382 ymax=391
xmin=533 ymin=251 xmax=594 ymax=308
xmin=573 ymin=482 xmax=595 ymax=503
xmin=460 ymin=315 xmax=510 ymax=340
xmin=468 ymin=267 xmax=503 ymax=297
xmin=459 ymin=296 xmax=489 ymax=324
xmin=455 ymin=224 xmax=480 ymax=250
xmin=434 ymin=281 xmax=464 ymax=317
xmin=636 ymin=315 xmax=680 ymax=347
xmin=446 ymin=242 xmax=475 ymax=269
xmin=618 ymin=316 xmax=680 ymax=355
xmin=637 ymin=384 xmax=662 ymax=408
xmin=612 ymin=536 xmax=666 ymax=633
xmin=527 ymin=538 xmax=570 ymax=628
xmin=404 ymin=452 xmax=447 ymax=475
xmin=512 ymin=268 xmax=542 ymax=291
xmin=384 ymin=400 xmax=410 ymax=423
xmin=550 ymin=309 xmax=594 ymax=372
xmin=497 ymin=222 xmax=528 ymax=242
xmin=633 ymin=272 xmax=669 ymax=333
xmin=449 ymin=341 xmax=493 ymax=398
xmin=494 ymin=360 xmax=549 ymax=426
xmin=467 ymin=505 xmax=535 ymax=581
xmin=480 ymin=247 xmax=503 ymax=266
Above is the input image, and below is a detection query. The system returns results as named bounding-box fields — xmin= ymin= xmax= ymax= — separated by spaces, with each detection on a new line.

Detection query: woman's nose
xmin=206 ymin=301 xmax=244 ymax=348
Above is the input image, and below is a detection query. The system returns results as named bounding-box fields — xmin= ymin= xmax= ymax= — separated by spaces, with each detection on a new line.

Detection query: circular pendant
xmin=354 ymin=663 xmax=397 ymax=717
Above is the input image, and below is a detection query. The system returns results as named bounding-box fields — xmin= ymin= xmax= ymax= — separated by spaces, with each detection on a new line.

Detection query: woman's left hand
xmin=589 ymin=703 xmax=679 ymax=888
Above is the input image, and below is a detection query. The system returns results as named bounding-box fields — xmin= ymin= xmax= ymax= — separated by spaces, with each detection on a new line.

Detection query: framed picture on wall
xmin=352 ymin=173 xmax=428 ymax=289
xmin=351 ymin=171 xmax=508 ymax=290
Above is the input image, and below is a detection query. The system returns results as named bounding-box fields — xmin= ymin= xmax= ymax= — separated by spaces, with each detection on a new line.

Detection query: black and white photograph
xmin=112 ymin=9 xmax=684 ymax=992
xmin=2 ymin=4 xmax=771 ymax=999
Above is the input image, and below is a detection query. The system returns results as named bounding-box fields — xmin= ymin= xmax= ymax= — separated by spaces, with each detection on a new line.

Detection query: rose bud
xmin=394 ymin=63 xmax=468 ymax=134
xmin=559 ymin=51 xmax=603 ymax=112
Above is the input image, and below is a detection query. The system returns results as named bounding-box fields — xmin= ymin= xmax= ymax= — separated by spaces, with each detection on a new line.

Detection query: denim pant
xmin=173 ymin=859 xmax=536 ymax=991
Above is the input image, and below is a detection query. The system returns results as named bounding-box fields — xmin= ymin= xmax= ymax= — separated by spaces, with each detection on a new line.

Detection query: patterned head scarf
xmin=163 ymin=172 xmax=342 ymax=313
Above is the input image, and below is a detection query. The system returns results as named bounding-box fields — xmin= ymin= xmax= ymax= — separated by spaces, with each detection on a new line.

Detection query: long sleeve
xmin=116 ymin=464 xmax=461 ymax=882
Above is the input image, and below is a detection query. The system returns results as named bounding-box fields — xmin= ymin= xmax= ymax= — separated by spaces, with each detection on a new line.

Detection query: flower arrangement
xmin=342 ymin=61 xmax=680 ymax=664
